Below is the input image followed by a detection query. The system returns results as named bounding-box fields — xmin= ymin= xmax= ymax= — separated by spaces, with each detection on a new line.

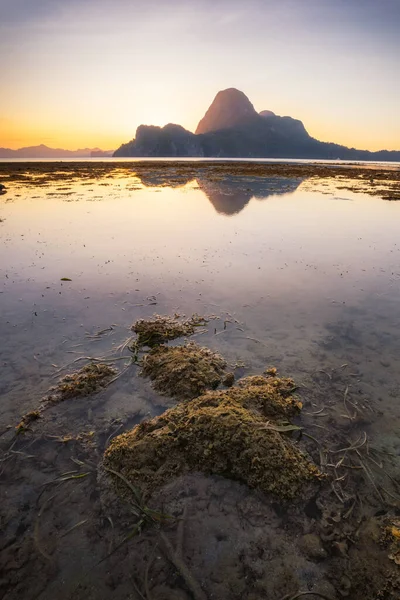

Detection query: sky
xmin=0 ymin=0 xmax=399 ymax=151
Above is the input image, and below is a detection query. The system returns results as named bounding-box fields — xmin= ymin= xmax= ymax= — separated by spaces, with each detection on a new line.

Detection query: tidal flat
xmin=1 ymin=161 xmax=400 ymax=599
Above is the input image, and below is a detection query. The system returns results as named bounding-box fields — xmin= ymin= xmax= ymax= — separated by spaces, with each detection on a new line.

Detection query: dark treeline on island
xmin=114 ymin=88 xmax=400 ymax=161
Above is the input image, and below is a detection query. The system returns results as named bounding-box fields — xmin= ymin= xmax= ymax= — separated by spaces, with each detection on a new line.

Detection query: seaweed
xmin=15 ymin=410 xmax=41 ymax=434
xmin=140 ymin=342 xmax=227 ymax=399
xmin=383 ymin=520 xmax=400 ymax=565
xmin=104 ymin=372 xmax=320 ymax=500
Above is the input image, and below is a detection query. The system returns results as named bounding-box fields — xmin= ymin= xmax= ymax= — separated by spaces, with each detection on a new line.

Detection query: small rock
xmin=332 ymin=540 xmax=348 ymax=557
xmin=312 ymin=581 xmax=337 ymax=598
xmin=299 ymin=533 xmax=327 ymax=560
xmin=104 ymin=573 xmax=116 ymax=589
xmin=339 ymin=574 xmax=352 ymax=596
xmin=222 ymin=372 xmax=235 ymax=387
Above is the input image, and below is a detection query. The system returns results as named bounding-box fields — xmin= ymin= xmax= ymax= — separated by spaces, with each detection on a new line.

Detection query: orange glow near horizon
xmin=1 ymin=117 xmax=122 ymax=151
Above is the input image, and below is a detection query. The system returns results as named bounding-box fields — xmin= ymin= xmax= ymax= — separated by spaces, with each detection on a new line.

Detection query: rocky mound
xmin=131 ymin=314 xmax=207 ymax=348
xmin=140 ymin=342 xmax=228 ymax=399
xmin=48 ymin=362 xmax=116 ymax=401
xmin=104 ymin=372 xmax=320 ymax=500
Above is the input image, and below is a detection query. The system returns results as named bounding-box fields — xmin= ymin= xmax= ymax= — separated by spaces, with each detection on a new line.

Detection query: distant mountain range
xmin=114 ymin=88 xmax=400 ymax=161
xmin=0 ymin=144 xmax=113 ymax=159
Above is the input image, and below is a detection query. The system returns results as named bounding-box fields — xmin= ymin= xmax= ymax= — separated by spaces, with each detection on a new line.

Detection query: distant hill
xmin=114 ymin=88 xmax=400 ymax=161
xmin=0 ymin=144 xmax=113 ymax=159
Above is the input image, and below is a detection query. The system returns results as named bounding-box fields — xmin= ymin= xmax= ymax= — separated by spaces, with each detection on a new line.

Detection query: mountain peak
xmin=259 ymin=110 xmax=276 ymax=118
xmin=195 ymin=88 xmax=259 ymax=134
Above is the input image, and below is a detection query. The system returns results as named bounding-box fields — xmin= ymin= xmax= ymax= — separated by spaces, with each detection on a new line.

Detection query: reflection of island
xmin=133 ymin=167 xmax=305 ymax=215
xmin=196 ymin=176 xmax=304 ymax=215
xmin=134 ymin=172 xmax=193 ymax=189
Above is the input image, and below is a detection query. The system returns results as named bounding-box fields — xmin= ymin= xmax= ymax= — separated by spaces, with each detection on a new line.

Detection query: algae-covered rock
xmin=222 ymin=372 xmax=235 ymax=387
xmin=48 ymin=362 xmax=117 ymax=401
xmin=104 ymin=374 xmax=320 ymax=500
xmin=140 ymin=342 xmax=227 ymax=399
xmin=132 ymin=314 xmax=207 ymax=347
xmin=234 ymin=373 xmax=301 ymax=419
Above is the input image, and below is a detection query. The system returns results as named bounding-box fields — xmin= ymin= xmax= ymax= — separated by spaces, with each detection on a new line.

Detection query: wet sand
xmin=1 ymin=162 xmax=400 ymax=599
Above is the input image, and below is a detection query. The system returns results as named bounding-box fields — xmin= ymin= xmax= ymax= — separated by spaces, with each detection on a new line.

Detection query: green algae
xmin=104 ymin=371 xmax=320 ymax=500
xmin=140 ymin=342 xmax=227 ymax=400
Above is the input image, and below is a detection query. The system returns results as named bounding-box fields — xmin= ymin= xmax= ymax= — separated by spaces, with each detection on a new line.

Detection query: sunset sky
xmin=1 ymin=0 xmax=399 ymax=151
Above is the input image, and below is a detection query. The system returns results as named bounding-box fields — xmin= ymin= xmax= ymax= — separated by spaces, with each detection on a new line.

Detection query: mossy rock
xmin=132 ymin=314 xmax=207 ymax=347
xmin=104 ymin=374 xmax=320 ymax=500
xmin=49 ymin=362 xmax=117 ymax=401
xmin=140 ymin=342 xmax=227 ymax=400
xmin=233 ymin=373 xmax=301 ymax=419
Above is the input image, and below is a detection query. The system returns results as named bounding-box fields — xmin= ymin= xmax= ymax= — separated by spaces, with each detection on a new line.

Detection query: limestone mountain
xmin=114 ymin=88 xmax=400 ymax=161
xmin=195 ymin=88 xmax=260 ymax=134
xmin=259 ymin=110 xmax=276 ymax=118
xmin=115 ymin=124 xmax=203 ymax=158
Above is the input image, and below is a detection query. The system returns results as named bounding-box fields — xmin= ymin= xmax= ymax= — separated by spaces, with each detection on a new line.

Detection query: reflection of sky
xmin=2 ymin=177 xmax=400 ymax=317
xmin=1 ymin=0 xmax=399 ymax=151
xmin=2 ymin=177 xmax=400 ymax=425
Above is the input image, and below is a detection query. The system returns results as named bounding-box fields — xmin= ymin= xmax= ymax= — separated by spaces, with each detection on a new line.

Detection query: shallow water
xmin=1 ymin=165 xmax=400 ymax=599
xmin=1 ymin=169 xmax=400 ymax=428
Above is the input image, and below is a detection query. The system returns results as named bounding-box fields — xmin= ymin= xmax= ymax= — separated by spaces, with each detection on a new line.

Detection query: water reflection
xmin=132 ymin=171 xmax=193 ymax=189
xmin=197 ymin=176 xmax=304 ymax=215
xmin=133 ymin=169 xmax=305 ymax=215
